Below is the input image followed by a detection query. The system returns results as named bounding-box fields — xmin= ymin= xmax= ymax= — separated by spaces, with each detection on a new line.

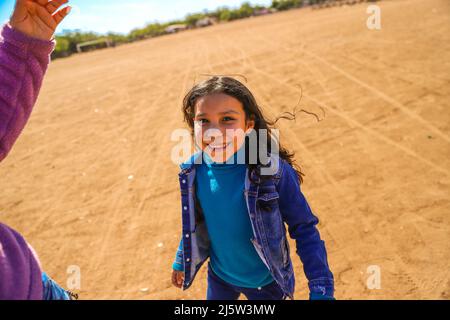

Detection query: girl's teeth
xmin=210 ymin=144 xmax=228 ymax=149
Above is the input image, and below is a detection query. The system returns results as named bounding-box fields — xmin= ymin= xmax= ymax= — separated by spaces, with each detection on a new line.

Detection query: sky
xmin=0 ymin=0 xmax=273 ymax=34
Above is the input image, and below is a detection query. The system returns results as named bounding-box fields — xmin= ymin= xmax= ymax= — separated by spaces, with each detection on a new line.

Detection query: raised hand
xmin=10 ymin=0 xmax=71 ymax=41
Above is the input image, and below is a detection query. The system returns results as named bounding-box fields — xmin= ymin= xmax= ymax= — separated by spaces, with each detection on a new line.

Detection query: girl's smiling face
xmin=193 ymin=93 xmax=254 ymax=163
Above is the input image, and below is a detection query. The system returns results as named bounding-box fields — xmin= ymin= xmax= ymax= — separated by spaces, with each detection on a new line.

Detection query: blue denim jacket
xmin=172 ymin=153 xmax=334 ymax=299
xmin=42 ymin=272 xmax=75 ymax=300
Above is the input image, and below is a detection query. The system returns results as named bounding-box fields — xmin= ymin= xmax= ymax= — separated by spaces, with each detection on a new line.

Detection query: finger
xmin=45 ymin=0 xmax=68 ymax=14
xmin=33 ymin=0 xmax=52 ymax=5
xmin=176 ymin=273 xmax=184 ymax=287
xmin=31 ymin=0 xmax=68 ymax=15
xmin=171 ymin=273 xmax=176 ymax=286
xmin=27 ymin=1 xmax=57 ymax=30
xmin=10 ymin=0 xmax=29 ymax=23
xmin=172 ymin=271 xmax=181 ymax=288
xmin=32 ymin=0 xmax=52 ymax=7
xmin=177 ymin=274 xmax=184 ymax=286
xmin=53 ymin=6 xmax=71 ymax=25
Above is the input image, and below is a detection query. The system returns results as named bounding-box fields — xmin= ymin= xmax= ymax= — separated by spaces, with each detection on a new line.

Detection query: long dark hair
xmin=182 ymin=76 xmax=304 ymax=184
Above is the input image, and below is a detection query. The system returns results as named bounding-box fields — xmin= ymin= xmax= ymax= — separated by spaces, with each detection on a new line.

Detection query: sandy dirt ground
xmin=0 ymin=0 xmax=449 ymax=299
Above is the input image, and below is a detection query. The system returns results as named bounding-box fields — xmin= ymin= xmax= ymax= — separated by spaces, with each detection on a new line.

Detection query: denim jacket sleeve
xmin=172 ymin=238 xmax=184 ymax=271
xmin=276 ymin=160 xmax=335 ymax=298
xmin=41 ymin=272 xmax=73 ymax=300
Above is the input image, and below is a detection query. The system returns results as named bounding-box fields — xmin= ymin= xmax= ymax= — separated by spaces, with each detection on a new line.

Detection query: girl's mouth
xmin=206 ymin=142 xmax=231 ymax=151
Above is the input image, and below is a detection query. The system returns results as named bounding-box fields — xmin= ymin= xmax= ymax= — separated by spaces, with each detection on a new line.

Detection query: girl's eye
xmin=222 ymin=117 xmax=235 ymax=122
xmin=196 ymin=119 xmax=209 ymax=124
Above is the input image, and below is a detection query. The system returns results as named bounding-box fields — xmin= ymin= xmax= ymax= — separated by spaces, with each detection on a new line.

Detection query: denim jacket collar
xmin=179 ymin=151 xmax=281 ymax=179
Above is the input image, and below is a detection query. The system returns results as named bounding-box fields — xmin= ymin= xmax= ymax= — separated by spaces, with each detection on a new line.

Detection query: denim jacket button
xmin=186 ymin=258 xmax=190 ymax=262
xmin=185 ymin=234 xmax=190 ymax=238
xmin=257 ymin=287 xmax=262 ymax=290
xmin=183 ymin=206 xmax=188 ymax=210
xmin=182 ymin=179 xmax=186 ymax=184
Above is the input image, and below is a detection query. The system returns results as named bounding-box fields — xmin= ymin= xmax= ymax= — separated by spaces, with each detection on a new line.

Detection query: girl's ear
xmin=246 ymin=116 xmax=255 ymax=132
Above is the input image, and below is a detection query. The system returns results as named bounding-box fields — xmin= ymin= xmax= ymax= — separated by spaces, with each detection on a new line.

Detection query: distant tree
xmin=271 ymin=0 xmax=303 ymax=11
xmin=219 ymin=9 xmax=232 ymax=22
xmin=185 ymin=13 xmax=207 ymax=27
xmin=106 ymin=32 xmax=128 ymax=45
xmin=238 ymin=2 xmax=254 ymax=18
xmin=254 ymin=5 xmax=266 ymax=11
xmin=52 ymin=36 xmax=70 ymax=58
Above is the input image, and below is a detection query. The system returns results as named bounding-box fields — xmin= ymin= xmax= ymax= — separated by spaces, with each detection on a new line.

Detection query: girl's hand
xmin=171 ymin=270 xmax=184 ymax=288
xmin=10 ymin=0 xmax=71 ymax=41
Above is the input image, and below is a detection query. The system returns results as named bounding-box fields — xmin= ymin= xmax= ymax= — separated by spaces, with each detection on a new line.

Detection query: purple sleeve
xmin=0 ymin=222 xmax=43 ymax=300
xmin=0 ymin=23 xmax=55 ymax=162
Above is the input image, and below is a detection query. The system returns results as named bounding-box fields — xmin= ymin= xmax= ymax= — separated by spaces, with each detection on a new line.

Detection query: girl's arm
xmin=277 ymin=160 xmax=335 ymax=299
xmin=0 ymin=0 xmax=70 ymax=162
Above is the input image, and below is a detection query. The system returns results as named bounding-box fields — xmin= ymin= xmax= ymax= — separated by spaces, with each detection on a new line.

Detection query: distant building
xmin=165 ymin=24 xmax=188 ymax=34
xmin=76 ymin=38 xmax=113 ymax=53
xmin=195 ymin=17 xmax=216 ymax=28
xmin=254 ymin=8 xmax=272 ymax=16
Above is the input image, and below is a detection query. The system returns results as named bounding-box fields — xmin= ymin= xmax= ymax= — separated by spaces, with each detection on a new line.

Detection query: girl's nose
xmin=203 ymin=127 xmax=227 ymax=143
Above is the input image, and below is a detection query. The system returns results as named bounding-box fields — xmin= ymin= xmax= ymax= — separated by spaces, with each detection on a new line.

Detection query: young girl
xmin=0 ymin=0 xmax=74 ymax=299
xmin=171 ymin=76 xmax=335 ymax=300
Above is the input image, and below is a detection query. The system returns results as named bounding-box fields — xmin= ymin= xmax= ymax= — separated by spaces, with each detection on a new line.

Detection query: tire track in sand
xmin=83 ymin=48 xmax=199 ymax=296
xmin=242 ymin=30 xmax=450 ymax=177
